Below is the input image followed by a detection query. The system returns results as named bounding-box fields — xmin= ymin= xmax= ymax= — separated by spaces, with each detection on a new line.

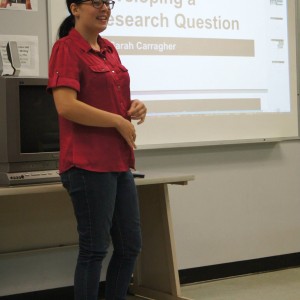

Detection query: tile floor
xmin=127 ymin=267 xmax=300 ymax=300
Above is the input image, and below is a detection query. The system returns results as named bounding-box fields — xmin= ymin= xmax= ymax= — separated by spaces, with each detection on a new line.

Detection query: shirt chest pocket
xmin=118 ymin=65 xmax=128 ymax=73
xmin=88 ymin=65 xmax=111 ymax=87
xmin=89 ymin=65 xmax=110 ymax=73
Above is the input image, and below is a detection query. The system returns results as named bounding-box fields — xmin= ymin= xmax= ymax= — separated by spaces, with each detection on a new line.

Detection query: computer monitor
xmin=0 ymin=76 xmax=59 ymax=175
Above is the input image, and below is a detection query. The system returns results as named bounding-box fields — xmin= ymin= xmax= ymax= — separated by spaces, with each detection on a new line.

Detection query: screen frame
xmin=0 ymin=76 xmax=59 ymax=165
xmin=47 ymin=0 xmax=300 ymax=149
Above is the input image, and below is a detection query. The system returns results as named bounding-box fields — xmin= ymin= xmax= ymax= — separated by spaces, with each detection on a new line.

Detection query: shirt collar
xmin=69 ymin=28 xmax=113 ymax=54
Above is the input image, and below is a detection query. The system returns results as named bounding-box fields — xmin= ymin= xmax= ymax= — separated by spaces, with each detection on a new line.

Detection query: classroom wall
xmin=2 ymin=140 xmax=300 ymax=296
xmin=1 ymin=0 xmax=300 ymax=295
xmin=0 ymin=1 xmax=48 ymax=77
xmin=135 ymin=140 xmax=300 ymax=269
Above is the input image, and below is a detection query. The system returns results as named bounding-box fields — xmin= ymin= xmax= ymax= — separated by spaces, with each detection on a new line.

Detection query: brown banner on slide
xmin=145 ymin=98 xmax=261 ymax=114
xmin=105 ymin=36 xmax=255 ymax=57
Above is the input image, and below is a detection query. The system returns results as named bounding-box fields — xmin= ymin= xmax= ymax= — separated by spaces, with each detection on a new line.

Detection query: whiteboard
xmin=47 ymin=0 xmax=299 ymax=149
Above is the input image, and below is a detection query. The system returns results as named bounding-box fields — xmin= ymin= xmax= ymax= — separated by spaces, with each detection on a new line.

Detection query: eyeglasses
xmin=79 ymin=0 xmax=115 ymax=10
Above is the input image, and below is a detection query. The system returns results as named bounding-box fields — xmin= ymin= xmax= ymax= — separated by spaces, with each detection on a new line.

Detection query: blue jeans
xmin=61 ymin=168 xmax=142 ymax=300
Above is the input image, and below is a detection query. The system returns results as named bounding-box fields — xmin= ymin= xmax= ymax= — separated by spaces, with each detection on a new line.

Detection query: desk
xmin=0 ymin=172 xmax=194 ymax=299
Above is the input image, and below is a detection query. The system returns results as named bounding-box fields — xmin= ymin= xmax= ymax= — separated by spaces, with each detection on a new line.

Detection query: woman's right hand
xmin=115 ymin=117 xmax=137 ymax=149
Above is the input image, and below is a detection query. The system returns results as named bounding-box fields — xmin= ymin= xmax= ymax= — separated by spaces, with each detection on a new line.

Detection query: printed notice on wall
xmin=0 ymin=35 xmax=39 ymax=76
xmin=0 ymin=0 xmax=38 ymax=11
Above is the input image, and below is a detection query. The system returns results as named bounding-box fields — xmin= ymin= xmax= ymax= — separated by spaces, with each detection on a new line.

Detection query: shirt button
xmin=112 ymin=70 xmax=115 ymax=73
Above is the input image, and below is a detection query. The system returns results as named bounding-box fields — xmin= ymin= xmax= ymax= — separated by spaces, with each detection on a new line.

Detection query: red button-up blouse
xmin=47 ymin=28 xmax=134 ymax=174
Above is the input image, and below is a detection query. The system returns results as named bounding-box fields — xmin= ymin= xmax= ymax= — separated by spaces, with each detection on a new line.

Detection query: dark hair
xmin=58 ymin=0 xmax=82 ymax=39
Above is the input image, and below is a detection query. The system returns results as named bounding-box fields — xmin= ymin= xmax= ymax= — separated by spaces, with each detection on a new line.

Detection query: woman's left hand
xmin=127 ymin=99 xmax=147 ymax=125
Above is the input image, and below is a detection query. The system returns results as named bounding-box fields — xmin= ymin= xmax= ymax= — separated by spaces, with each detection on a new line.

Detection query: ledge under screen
xmin=48 ymin=0 xmax=299 ymax=149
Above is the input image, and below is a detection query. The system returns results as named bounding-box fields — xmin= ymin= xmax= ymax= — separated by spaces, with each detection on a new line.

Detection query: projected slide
xmin=104 ymin=0 xmax=290 ymax=116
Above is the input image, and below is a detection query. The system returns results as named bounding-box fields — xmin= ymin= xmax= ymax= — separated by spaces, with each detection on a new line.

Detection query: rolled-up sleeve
xmin=47 ymin=40 xmax=80 ymax=93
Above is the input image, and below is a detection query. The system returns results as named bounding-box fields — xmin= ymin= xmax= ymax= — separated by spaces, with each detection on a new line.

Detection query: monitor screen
xmin=19 ymin=85 xmax=59 ymax=153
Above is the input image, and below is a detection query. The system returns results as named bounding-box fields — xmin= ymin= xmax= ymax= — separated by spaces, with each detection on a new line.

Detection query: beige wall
xmin=136 ymin=140 xmax=300 ymax=269
xmin=2 ymin=140 xmax=300 ymax=296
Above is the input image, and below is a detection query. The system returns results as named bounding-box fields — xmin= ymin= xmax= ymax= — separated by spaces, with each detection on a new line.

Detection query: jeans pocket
xmin=60 ymin=172 xmax=70 ymax=191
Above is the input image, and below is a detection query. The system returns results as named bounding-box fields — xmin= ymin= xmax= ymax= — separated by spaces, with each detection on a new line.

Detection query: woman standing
xmin=47 ymin=1 xmax=147 ymax=299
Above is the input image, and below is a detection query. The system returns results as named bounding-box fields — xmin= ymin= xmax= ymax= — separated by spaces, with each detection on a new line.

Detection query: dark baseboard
xmin=179 ymin=252 xmax=300 ymax=284
xmin=0 ymin=286 xmax=74 ymax=300
xmin=2 ymin=252 xmax=300 ymax=299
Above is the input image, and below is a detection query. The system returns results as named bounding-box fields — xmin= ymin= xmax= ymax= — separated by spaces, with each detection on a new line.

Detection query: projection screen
xmin=47 ymin=0 xmax=299 ymax=149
